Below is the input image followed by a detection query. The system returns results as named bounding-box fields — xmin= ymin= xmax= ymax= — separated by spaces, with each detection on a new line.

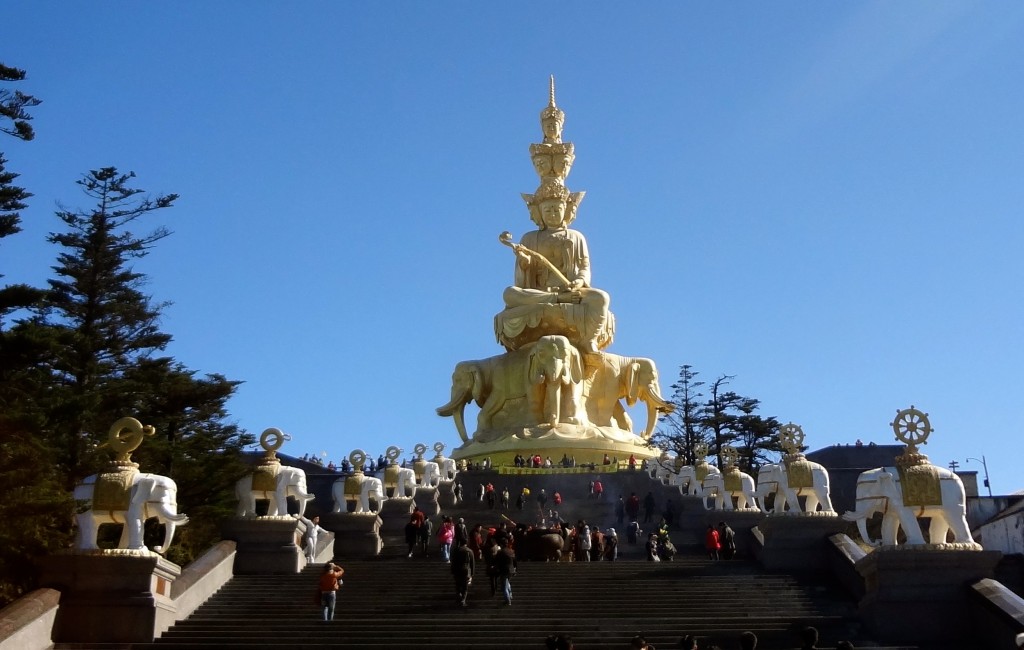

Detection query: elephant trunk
xmin=701 ymin=484 xmax=713 ymax=511
xmin=437 ymin=389 xmax=471 ymax=443
xmin=842 ymin=502 xmax=881 ymax=547
xmin=294 ymin=488 xmax=315 ymax=518
xmin=642 ymin=400 xmax=658 ymax=439
xmin=754 ymin=478 xmax=774 ymax=513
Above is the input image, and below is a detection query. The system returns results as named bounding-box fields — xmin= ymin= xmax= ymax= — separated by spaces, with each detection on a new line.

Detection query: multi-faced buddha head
xmin=522 ymin=183 xmax=585 ymax=229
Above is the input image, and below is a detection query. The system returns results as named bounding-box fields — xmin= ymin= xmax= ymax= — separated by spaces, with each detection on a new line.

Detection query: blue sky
xmin=4 ymin=3 xmax=1022 ymax=493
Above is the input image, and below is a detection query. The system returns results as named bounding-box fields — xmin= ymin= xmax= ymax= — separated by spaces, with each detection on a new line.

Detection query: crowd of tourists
xmin=314 ymin=476 xmax=864 ymax=649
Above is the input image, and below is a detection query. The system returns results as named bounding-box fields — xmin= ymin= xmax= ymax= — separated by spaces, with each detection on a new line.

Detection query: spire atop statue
xmin=539 ymin=74 xmax=565 ymax=145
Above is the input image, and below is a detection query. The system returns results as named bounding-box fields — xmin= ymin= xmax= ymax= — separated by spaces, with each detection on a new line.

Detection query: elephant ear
xmin=566 ymin=346 xmax=583 ymax=384
xmin=625 ymin=361 xmax=641 ymax=406
xmin=471 ymin=366 xmax=485 ymax=402
xmin=133 ymin=476 xmax=156 ymax=504
xmin=528 ymin=347 xmax=545 ymax=385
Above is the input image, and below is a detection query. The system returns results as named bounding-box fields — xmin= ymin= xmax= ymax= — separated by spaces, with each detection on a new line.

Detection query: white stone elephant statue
xmin=647 ymin=455 xmax=675 ymax=483
xmin=674 ymin=463 xmax=721 ymax=496
xmin=74 ymin=471 xmax=189 ymax=554
xmin=701 ymin=468 xmax=759 ymax=511
xmin=584 ymin=353 xmax=675 ymax=438
xmin=235 ymin=465 xmax=315 ymax=517
xmin=332 ymin=475 xmax=387 ymax=514
xmin=389 ymin=467 xmax=418 ymax=497
xmin=842 ymin=465 xmax=975 ymax=547
xmin=438 ymin=457 xmax=458 ymax=481
xmin=755 ymin=460 xmax=835 ymax=514
xmin=417 ymin=461 xmax=441 ymax=487
xmin=529 ymin=334 xmax=585 ymax=427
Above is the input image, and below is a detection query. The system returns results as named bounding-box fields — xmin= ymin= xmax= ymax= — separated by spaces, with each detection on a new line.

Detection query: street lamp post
xmin=966 ymin=455 xmax=992 ymax=497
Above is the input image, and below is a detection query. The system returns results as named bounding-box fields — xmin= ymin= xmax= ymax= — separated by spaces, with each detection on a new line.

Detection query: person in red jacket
xmin=705 ymin=524 xmax=721 ymax=561
xmin=318 ymin=563 xmax=344 ymax=621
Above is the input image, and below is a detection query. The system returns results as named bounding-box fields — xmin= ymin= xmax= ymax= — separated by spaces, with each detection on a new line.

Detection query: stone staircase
xmin=70 ymin=470 xmax=925 ymax=649
xmin=141 ymin=555 xmax=879 ymax=649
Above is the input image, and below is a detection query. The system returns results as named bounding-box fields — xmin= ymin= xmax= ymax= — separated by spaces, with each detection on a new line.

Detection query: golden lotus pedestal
xmin=450 ymin=423 xmax=659 ymax=467
xmin=41 ymin=552 xmax=181 ymax=644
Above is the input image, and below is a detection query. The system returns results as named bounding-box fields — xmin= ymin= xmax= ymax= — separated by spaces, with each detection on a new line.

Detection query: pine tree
xmin=732 ymin=400 xmax=783 ymax=473
xmin=38 ymin=167 xmax=252 ymax=567
xmin=0 ymin=62 xmax=40 ymax=261
xmin=703 ymin=375 xmax=742 ymax=466
xmin=0 ymin=63 xmax=40 ymax=142
xmin=0 ymin=64 xmax=68 ymax=607
xmin=0 ymin=62 xmax=43 ymax=317
xmin=651 ymin=365 xmax=707 ymax=464
xmin=44 ymin=167 xmax=177 ymax=485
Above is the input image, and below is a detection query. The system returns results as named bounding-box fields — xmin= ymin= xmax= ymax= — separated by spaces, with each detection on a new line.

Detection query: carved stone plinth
xmin=671 ymin=509 xmax=765 ymax=554
xmin=855 ymin=547 xmax=1003 ymax=644
xmin=319 ymin=512 xmax=382 ymax=558
xmin=438 ymin=480 xmax=456 ymax=508
xmin=415 ymin=486 xmax=440 ymax=517
xmin=753 ymin=513 xmax=848 ymax=571
xmin=220 ymin=517 xmax=304 ymax=574
xmin=378 ymin=497 xmax=415 ymax=535
xmin=40 ymin=553 xmax=181 ymax=644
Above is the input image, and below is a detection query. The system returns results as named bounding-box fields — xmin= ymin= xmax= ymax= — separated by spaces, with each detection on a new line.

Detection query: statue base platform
xmin=450 ymin=423 xmax=659 ymax=466
xmin=855 ymin=546 xmax=1002 ymax=644
xmin=438 ymin=480 xmax=456 ymax=508
xmin=752 ymin=512 xmax=848 ymax=572
xmin=40 ymin=552 xmax=181 ymax=644
xmin=220 ymin=517 xmax=305 ymax=574
xmin=320 ymin=512 xmax=382 ymax=558
xmin=673 ymin=509 xmax=764 ymax=555
xmin=415 ymin=486 xmax=441 ymax=517
xmin=378 ymin=497 xmax=415 ymax=534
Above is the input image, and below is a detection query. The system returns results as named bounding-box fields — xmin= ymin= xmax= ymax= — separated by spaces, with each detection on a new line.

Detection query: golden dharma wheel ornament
xmin=693 ymin=442 xmax=709 ymax=461
xmin=891 ymin=406 xmax=931 ymax=453
xmin=721 ymin=445 xmax=739 ymax=469
xmin=413 ymin=443 xmax=428 ymax=459
xmin=385 ymin=445 xmax=402 ymax=464
xmin=258 ymin=427 xmax=290 ymax=464
xmin=348 ymin=449 xmax=367 ymax=472
xmin=779 ymin=422 xmax=805 ymax=456
xmin=106 ymin=417 xmax=155 ymax=465
xmin=433 ymin=441 xmax=446 ymax=455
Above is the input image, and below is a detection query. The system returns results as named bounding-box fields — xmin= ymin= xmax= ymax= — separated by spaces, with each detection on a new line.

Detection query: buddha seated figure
xmin=494 ymin=182 xmax=614 ymax=353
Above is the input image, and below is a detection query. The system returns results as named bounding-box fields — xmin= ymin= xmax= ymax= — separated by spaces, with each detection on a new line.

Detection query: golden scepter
xmin=498 ymin=231 xmax=571 ymax=287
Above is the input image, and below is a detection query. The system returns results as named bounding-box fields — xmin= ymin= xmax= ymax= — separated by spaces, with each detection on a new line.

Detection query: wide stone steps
xmin=123 ymin=552 xmax=895 ymax=650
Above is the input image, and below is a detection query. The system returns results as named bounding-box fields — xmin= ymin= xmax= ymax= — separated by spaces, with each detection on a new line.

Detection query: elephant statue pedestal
xmin=40 ymin=552 xmax=181 ymax=644
xmin=694 ymin=511 xmax=766 ymax=556
xmin=378 ymin=497 xmax=415 ymax=535
xmin=320 ymin=512 xmax=383 ymax=559
xmin=221 ymin=517 xmax=306 ymax=574
xmin=854 ymin=546 xmax=1002 ymax=645
xmin=437 ymin=480 xmax=457 ymax=508
xmin=751 ymin=512 xmax=847 ymax=572
xmin=414 ymin=486 xmax=441 ymax=517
